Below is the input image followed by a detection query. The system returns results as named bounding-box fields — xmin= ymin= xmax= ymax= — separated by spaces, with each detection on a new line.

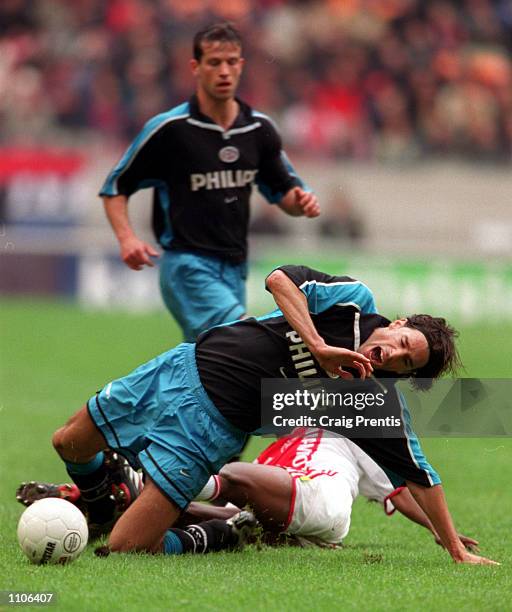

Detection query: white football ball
xmin=17 ymin=498 xmax=88 ymax=564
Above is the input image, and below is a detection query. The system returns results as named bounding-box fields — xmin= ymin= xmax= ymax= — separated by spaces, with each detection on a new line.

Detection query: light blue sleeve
xmin=398 ymin=390 xmax=441 ymax=486
xmin=99 ymin=102 xmax=189 ymax=197
xmin=266 ymin=265 xmax=378 ymax=316
xmin=298 ymin=278 xmax=378 ymax=315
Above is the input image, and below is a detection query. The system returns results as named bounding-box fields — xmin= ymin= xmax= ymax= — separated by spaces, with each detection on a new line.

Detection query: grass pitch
xmin=1 ymin=299 xmax=511 ymax=611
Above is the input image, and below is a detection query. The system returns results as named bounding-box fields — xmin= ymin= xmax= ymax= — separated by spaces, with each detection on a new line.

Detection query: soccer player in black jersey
xmin=49 ymin=264 xmax=497 ymax=564
xmin=100 ymin=23 xmax=320 ymax=342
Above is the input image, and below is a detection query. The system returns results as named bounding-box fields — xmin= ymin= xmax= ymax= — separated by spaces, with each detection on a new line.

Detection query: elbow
xmin=265 ymin=269 xmax=287 ymax=292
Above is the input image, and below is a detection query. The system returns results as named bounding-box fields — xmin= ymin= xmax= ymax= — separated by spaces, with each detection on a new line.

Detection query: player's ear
xmin=190 ymin=58 xmax=199 ymax=75
xmin=389 ymin=318 xmax=408 ymax=329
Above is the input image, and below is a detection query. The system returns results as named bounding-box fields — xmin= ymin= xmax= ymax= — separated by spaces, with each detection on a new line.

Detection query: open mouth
xmin=370 ymin=346 xmax=384 ymax=367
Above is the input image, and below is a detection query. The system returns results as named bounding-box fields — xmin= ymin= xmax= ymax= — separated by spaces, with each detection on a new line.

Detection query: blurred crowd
xmin=1 ymin=0 xmax=512 ymax=161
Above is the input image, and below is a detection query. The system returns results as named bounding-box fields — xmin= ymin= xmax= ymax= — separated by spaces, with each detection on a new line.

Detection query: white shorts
xmin=285 ymin=472 xmax=353 ymax=547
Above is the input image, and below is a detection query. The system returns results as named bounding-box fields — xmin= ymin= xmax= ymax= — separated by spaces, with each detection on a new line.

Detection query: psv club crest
xmin=219 ymin=146 xmax=240 ymax=163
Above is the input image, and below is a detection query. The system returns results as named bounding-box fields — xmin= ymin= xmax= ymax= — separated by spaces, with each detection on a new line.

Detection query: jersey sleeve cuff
xmin=383 ymin=486 xmax=406 ymax=516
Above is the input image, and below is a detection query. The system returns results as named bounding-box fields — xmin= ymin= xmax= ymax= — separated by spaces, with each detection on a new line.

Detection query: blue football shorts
xmin=87 ymin=342 xmax=247 ymax=509
xmin=159 ymin=250 xmax=247 ymax=342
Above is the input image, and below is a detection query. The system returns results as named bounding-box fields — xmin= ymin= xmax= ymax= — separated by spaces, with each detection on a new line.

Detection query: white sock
xmin=194 ymin=475 xmax=221 ymax=501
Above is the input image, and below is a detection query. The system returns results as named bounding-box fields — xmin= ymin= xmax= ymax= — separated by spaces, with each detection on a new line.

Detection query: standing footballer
xmin=100 ymin=22 xmax=320 ymax=341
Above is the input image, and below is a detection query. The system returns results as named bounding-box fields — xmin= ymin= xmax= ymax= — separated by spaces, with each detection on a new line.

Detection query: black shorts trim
xmin=143 ymin=447 xmax=191 ymax=509
xmin=85 ymin=398 xmax=110 ymax=447
xmin=85 ymin=400 xmax=141 ymax=470
xmin=91 ymin=393 xmax=121 ymax=448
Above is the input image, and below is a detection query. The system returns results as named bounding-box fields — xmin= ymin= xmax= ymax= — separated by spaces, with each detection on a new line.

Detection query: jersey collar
xmin=188 ymin=94 xmax=256 ymax=130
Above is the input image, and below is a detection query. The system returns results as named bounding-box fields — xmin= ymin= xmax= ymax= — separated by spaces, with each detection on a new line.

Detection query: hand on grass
xmin=435 ymin=532 xmax=479 ymax=552
xmin=455 ymin=551 xmax=500 ymax=566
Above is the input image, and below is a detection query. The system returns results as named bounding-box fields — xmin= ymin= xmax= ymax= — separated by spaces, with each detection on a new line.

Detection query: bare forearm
xmin=103 ymin=195 xmax=158 ymax=270
xmin=266 ymin=271 xmax=325 ymax=353
xmin=392 ymin=487 xmax=436 ymax=534
xmin=266 ymin=270 xmax=372 ymax=378
xmin=406 ymin=481 xmax=465 ymax=561
xmin=103 ymin=195 xmax=136 ymax=242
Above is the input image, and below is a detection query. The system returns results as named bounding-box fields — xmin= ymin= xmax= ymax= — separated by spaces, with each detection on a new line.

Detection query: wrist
xmin=448 ymin=540 xmax=466 ymax=561
xmin=118 ymin=231 xmax=137 ymax=244
xmin=308 ymin=338 xmax=328 ymax=357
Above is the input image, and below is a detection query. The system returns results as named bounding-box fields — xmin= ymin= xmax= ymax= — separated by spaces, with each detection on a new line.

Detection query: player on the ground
xmin=209 ymin=429 xmax=478 ymax=549
xmin=18 ymin=428 xmax=479 ymax=555
xmin=100 ymin=22 xmax=319 ymax=342
xmin=160 ymin=427 xmax=479 ymax=555
xmin=46 ymin=264 xmax=497 ymax=564
xmin=178 ymin=429 xmax=478 ymax=553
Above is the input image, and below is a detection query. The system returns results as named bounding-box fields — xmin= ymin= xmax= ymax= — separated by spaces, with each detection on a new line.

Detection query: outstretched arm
xmin=391 ymin=487 xmax=478 ymax=551
xmin=103 ymin=195 xmax=159 ymax=271
xmin=266 ymin=269 xmax=372 ymax=379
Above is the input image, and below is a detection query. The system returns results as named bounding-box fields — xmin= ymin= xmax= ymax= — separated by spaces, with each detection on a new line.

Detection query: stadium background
xmin=1 ymin=1 xmax=511 ymax=610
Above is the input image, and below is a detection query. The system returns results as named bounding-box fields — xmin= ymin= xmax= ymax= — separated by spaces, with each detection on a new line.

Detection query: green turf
xmin=1 ymin=299 xmax=511 ymax=611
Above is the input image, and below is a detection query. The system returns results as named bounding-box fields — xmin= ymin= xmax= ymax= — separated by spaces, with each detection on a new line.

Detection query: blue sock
xmin=64 ymin=451 xmax=115 ymax=524
xmin=65 ymin=452 xmax=104 ymax=475
xmin=163 ymin=530 xmax=184 ymax=555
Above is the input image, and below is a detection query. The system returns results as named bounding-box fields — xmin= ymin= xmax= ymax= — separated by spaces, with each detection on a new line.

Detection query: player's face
xmin=191 ymin=42 xmax=244 ymax=101
xmin=358 ymin=319 xmax=429 ymax=374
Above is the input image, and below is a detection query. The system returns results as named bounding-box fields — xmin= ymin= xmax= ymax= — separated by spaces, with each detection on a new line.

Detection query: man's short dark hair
xmin=405 ymin=314 xmax=462 ymax=391
xmin=193 ymin=22 xmax=242 ymax=61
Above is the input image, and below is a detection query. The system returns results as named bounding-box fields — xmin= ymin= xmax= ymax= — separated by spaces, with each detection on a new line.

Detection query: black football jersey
xmin=196 ymin=265 xmax=384 ymax=429
xmin=195 ymin=265 xmax=441 ymax=488
xmin=100 ymin=96 xmax=304 ymax=263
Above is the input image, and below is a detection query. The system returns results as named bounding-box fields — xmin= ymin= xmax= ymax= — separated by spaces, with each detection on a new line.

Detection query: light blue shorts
xmin=159 ymin=250 xmax=247 ymax=342
xmin=87 ymin=343 xmax=247 ymax=509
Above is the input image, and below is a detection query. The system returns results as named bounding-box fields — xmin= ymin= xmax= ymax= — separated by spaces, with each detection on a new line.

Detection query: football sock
xmin=194 ymin=475 xmax=221 ymax=502
xmin=163 ymin=530 xmax=183 ymax=555
xmin=65 ymin=452 xmax=115 ymax=524
xmin=65 ymin=452 xmax=104 ymax=475
xmin=163 ymin=519 xmax=235 ymax=556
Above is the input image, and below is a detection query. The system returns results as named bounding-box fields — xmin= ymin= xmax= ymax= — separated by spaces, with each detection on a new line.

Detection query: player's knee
xmin=51 ymin=426 xmax=68 ymax=456
xmin=53 ymin=406 xmax=104 ymax=460
xmin=107 ymin=535 xmax=135 ymax=554
xmin=107 ymin=532 xmax=159 ymax=554
xmin=51 ymin=420 xmax=83 ymax=460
